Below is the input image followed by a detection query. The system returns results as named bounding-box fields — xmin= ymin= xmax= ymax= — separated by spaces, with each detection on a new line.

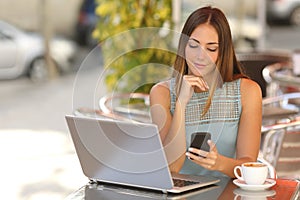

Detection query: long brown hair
xmin=173 ymin=6 xmax=247 ymax=115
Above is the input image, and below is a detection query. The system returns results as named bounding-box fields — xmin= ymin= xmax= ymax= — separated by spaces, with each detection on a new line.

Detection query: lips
xmin=193 ymin=63 xmax=206 ymax=69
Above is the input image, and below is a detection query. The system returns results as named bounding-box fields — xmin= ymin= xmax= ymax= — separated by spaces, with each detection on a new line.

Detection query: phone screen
xmin=190 ymin=132 xmax=211 ymax=157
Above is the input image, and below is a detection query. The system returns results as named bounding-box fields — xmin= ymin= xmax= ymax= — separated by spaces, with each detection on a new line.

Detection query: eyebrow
xmin=189 ymin=38 xmax=219 ymax=45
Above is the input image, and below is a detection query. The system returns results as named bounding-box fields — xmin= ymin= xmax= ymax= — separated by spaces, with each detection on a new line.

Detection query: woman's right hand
xmin=178 ymin=75 xmax=209 ymax=104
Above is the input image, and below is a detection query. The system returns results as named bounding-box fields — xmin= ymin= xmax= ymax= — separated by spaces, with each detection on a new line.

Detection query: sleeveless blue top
xmin=169 ymin=78 xmax=242 ymax=177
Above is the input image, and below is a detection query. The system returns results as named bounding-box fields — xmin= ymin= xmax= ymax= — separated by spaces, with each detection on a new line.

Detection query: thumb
xmin=208 ymin=140 xmax=216 ymax=151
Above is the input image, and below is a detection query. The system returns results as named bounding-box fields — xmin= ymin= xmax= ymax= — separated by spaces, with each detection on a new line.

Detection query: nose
xmin=197 ymin=46 xmax=207 ymax=60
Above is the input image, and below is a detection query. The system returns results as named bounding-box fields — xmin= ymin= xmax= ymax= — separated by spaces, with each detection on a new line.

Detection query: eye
xmin=187 ymin=40 xmax=200 ymax=48
xmin=207 ymin=48 xmax=217 ymax=52
xmin=207 ymin=47 xmax=218 ymax=52
xmin=188 ymin=42 xmax=199 ymax=48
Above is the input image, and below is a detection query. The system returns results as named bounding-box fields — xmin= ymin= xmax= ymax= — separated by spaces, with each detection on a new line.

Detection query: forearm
xmin=217 ymin=155 xmax=256 ymax=178
xmin=163 ymin=100 xmax=187 ymax=172
xmin=163 ymin=100 xmax=186 ymax=145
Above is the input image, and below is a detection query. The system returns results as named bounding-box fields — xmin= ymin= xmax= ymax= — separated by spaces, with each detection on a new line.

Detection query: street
xmin=0 ymin=24 xmax=300 ymax=200
xmin=265 ymin=25 xmax=300 ymax=50
xmin=0 ymin=46 xmax=105 ymax=200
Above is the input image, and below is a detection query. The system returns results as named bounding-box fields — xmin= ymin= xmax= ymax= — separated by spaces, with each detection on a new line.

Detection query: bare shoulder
xmin=240 ymin=78 xmax=262 ymax=103
xmin=240 ymin=78 xmax=262 ymax=97
xmin=150 ymin=80 xmax=170 ymax=95
xmin=150 ymin=80 xmax=170 ymax=105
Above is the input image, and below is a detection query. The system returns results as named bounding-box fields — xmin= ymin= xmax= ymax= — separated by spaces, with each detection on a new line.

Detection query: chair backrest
xmin=262 ymin=92 xmax=300 ymax=125
xmin=261 ymin=120 xmax=300 ymax=179
xmin=99 ymin=93 xmax=151 ymax=123
xmin=262 ymin=61 xmax=300 ymax=97
xmin=237 ymin=51 xmax=290 ymax=97
xmin=261 ymin=92 xmax=300 ymax=179
xmin=276 ymin=129 xmax=300 ymax=176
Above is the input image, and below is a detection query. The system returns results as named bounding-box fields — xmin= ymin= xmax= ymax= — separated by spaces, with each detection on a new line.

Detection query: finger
xmin=186 ymin=152 xmax=216 ymax=170
xmin=187 ymin=148 xmax=202 ymax=157
xmin=198 ymin=149 xmax=209 ymax=158
xmin=184 ymin=75 xmax=204 ymax=82
xmin=186 ymin=151 xmax=203 ymax=161
xmin=187 ymin=78 xmax=208 ymax=91
xmin=193 ymin=77 xmax=209 ymax=90
xmin=188 ymin=147 xmax=209 ymax=158
xmin=197 ymin=76 xmax=209 ymax=89
xmin=202 ymin=164 xmax=213 ymax=169
xmin=208 ymin=140 xmax=216 ymax=151
xmin=187 ymin=147 xmax=196 ymax=155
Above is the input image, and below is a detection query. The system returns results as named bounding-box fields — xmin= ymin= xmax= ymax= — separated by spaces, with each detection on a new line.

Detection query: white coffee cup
xmin=234 ymin=162 xmax=268 ymax=185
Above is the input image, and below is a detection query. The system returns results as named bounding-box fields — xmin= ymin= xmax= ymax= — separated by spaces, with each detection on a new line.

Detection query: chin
xmin=191 ymin=71 xmax=203 ymax=77
xmin=189 ymin=67 xmax=203 ymax=76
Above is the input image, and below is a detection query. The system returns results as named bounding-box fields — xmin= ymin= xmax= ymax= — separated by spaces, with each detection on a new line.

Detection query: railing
xmin=98 ymin=93 xmax=151 ymax=123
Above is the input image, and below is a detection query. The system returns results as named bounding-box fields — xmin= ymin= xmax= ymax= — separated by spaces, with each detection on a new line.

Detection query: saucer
xmin=234 ymin=188 xmax=276 ymax=197
xmin=233 ymin=179 xmax=276 ymax=191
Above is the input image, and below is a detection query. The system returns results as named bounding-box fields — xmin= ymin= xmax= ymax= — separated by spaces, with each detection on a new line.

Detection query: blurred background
xmin=0 ymin=0 xmax=300 ymax=199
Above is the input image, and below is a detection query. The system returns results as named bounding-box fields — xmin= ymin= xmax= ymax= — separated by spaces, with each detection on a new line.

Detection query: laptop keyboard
xmin=172 ymin=178 xmax=200 ymax=187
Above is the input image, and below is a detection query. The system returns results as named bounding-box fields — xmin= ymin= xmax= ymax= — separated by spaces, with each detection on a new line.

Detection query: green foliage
xmin=94 ymin=0 xmax=175 ymax=94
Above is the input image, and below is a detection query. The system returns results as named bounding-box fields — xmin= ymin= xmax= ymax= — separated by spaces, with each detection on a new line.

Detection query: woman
xmin=150 ymin=6 xmax=262 ymax=178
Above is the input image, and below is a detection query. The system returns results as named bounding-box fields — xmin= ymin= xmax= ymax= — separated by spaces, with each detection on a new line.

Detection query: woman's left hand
xmin=186 ymin=140 xmax=220 ymax=170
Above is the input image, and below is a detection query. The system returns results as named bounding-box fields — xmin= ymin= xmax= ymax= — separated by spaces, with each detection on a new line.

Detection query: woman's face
xmin=185 ymin=23 xmax=219 ymax=76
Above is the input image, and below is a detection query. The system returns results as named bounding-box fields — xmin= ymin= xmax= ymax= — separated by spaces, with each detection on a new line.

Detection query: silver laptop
xmin=65 ymin=115 xmax=219 ymax=194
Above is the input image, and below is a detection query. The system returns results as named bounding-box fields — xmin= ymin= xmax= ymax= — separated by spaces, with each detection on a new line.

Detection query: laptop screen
xmin=66 ymin=115 xmax=174 ymax=190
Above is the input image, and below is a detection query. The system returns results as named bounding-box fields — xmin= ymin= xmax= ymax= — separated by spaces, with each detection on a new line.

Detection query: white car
xmin=0 ymin=20 xmax=78 ymax=81
xmin=267 ymin=0 xmax=300 ymax=25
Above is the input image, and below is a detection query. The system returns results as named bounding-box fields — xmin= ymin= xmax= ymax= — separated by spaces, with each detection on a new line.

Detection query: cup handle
xmin=234 ymin=194 xmax=240 ymax=200
xmin=234 ymin=166 xmax=244 ymax=181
